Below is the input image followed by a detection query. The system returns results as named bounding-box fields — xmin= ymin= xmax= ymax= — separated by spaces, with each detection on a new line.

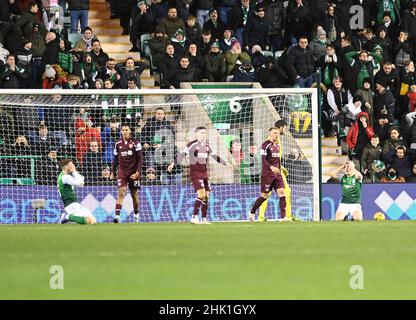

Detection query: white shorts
xmin=336 ymin=203 xmax=362 ymax=215
xmin=65 ymin=202 xmax=93 ymax=218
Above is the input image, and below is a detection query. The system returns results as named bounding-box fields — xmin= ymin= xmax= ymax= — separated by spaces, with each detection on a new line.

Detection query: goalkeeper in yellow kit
xmin=258 ymin=120 xmax=293 ymax=221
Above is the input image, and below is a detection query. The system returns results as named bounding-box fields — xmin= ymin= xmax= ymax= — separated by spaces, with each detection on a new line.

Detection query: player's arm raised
xmin=62 ymin=163 xmax=85 ymax=187
xmin=329 ymin=162 xmax=346 ymax=180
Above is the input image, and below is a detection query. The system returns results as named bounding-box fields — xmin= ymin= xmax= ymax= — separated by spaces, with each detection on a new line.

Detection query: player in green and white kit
xmin=58 ymin=159 xmax=97 ymax=225
xmin=330 ymin=160 xmax=364 ymax=221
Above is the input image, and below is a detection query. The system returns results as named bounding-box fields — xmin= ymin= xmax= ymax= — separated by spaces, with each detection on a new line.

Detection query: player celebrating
xmin=58 ymin=159 xmax=97 ymax=225
xmin=257 ymin=120 xmax=293 ymax=221
xmin=330 ymin=160 xmax=364 ymax=221
xmin=111 ymin=123 xmax=143 ymax=223
xmin=167 ymin=126 xmax=232 ymax=224
xmin=249 ymin=126 xmax=288 ymax=221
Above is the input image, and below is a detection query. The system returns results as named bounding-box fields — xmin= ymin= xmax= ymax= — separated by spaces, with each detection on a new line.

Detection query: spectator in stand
xmin=30 ymin=23 xmax=45 ymax=88
xmin=42 ymin=64 xmax=68 ymax=89
xmin=31 ymin=124 xmax=58 ymax=156
xmin=74 ymin=117 xmax=101 ymax=166
xmin=118 ymin=0 xmax=133 ymax=36
xmin=116 ymin=57 xmax=147 ymax=89
xmin=309 ymin=27 xmax=330 ymax=62
xmin=194 ymin=0 xmax=214 ymax=28
xmin=159 ymin=7 xmax=186 ymax=39
xmin=374 ymin=61 xmax=400 ymax=99
xmin=374 ymin=110 xmax=391 ymax=145
xmin=229 ymin=0 xmax=252 ymax=45
xmin=264 ymin=0 xmax=286 ymax=52
xmin=148 ymin=26 xmax=170 ymax=71
xmin=361 ymin=134 xmax=383 ymax=179
xmin=164 ymin=55 xmax=196 ymax=88
xmin=225 ymin=38 xmax=250 ymax=76
xmin=170 ymin=28 xmax=190 ymax=57
xmin=101 ymin=120 xmax=119 ymax=165
xmin=68 ymin=0 xmax=90 ymax=34
xmin=401 ymin=2 xmax=416 ymax=41
xmin=0 ymin=54 xmax=29 ymax=88
xmin=204 ymin=41 xmax=226 ymax=82
xmin=374 ymin=25 xmax=392 ymax=62
xmin=196 ymin=28 xmax=214 ymax=56
xmin=90 ymin=39 xmax=109 ymax=71
xmin=72 ymin=52 xmax=98 ymax=88
xmin=6 ymin=135 xmax=32 ymax=178
xmin=74 ymin=26 xmax=95 ymax=53
xmin=406 ymin=162 xmax=416 ymax=182
xmin=374 ymin=78 xmax=395 ymax=124
xmin=42 ymin=31 xmax=60 ymax=68
xmin=286 ymin=36 xmax=315 ymax=88
xmin=150 ymin=0 xmax=169 ymax=27
xmin=405 ymin=106 xmax=416 ymax=149
xmin=218 ymin=0 xmax=238 ymax=26
xmin=220 ymin=27 xmax=233 ymax=52
xmin=393 ymin=31 xmax=412 ymax=69
xmin=203 ymin=9 xmax=226 ymax=42
xmin=385 ymin=145 xmax=416 ymax=180
xmin=322 ymin=4 xmax=337 ymax=43
xmin=249 ymin=45 xmax=265 ymax=71
xmin=257 ymin=55 xmax=290 ymax=88
xmin=19 ymin=1 xmax=46 ymax=39
xmin=94 ymin=78 xmax=104 ymax=89
xmin=380 ymin=11 xmax=398 ymax=43
xmin=380 ymin=167 xmax=406 ymax=183
xmin=174 ymin=0 xmax=192 ymax=21
xmin=99 ymin=58 xmax=121 ymax=88
xmin=318 ymin=44 xmax=342 ymax=89
xmin=355 ymin=77 xmax=374 ymax=126
xmin=383 ymin=127 xmax=404 ymax=156
xmin=82 ymin=139 xmax=104 ymax=185
xmin=129 ymin=0 xmax=154 ymax=52
xmin=14 ymin=38 xmax=33 ymax=88
xmin=57 ymin=38 xmax=73 ymax=74
xmin=398 ymin=61 xmax=416 ymax=114
xmin=36 ymin=146 xmax=60 ymax=185
xmin=286 ymin=0 xmax=312 ymax=45
xmin=158 ymin=44 xmax=179 ymax=86
xmin=232 ymin=60 xmax=256 ymax=82
xmin=187 ymin=43 xmax=205 ymax=80
xmin=346 ymin=111 xmax=374 ymax=164
xmin=185 ymin=15 xmax=202 ymax=44
xmin=104 ymin=77 xmax=114 ymax=89
xmin=243 ymin=4 xmax=269 ymax=52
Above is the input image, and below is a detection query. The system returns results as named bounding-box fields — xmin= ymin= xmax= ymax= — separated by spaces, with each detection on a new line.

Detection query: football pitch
xmin=1 ymin=221 xmax=416 ymax=300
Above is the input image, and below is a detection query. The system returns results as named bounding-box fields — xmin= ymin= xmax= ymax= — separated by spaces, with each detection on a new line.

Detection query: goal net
xmin=0 ymin=88 xmax=319 ymax=224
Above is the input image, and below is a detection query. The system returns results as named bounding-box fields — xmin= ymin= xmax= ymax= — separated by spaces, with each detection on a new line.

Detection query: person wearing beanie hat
xmin=170 ymin=28 xmax=190 ymax=56
xmin=242 ymin=2 xmax=269 ymax=51
xmin=374 ymin=25 xmax=392 ymax=61
xmin=310 ymin=26 xmax=329 ymax=61
xmin=356 ymin=76 xmax=374 ymax=125
xmin=148 ymin=28 xmax=170 ymax=72
xmin=205 ymin=40 xmax=226 ymax=81
xmin=220 ymin=28 xmax=233 ymax=52
xmin=225 ymin=37 xmax=251 ymax=75
xmin=374 ymin=74 xmax=395 ymax=124
xmin=203 ymin=8 xmax=226 ymax=42
xmin=129 ymin=0 xmax=153 ymax=52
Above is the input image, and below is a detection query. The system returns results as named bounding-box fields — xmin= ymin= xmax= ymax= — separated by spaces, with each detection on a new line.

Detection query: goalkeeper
xmin=58 ymin=159 xmax=97 ymax=225
xmin=258 ymin=120 xmax=293 ymax=221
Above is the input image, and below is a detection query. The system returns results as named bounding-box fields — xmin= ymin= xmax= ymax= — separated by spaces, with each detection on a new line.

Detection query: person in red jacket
xmin=347 ymin=112 xmax=375 ymax=168
xmin=74 ymin=118 xmax=102 ymax=166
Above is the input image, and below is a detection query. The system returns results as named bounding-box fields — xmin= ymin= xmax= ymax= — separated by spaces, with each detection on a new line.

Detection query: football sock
xmin=201 ymin=200 xmax=208 ymax=218
xmin=115 ymin=204 xmax=122 ymax=216
xmin=134 ymin=208 xmax=139 ymax=216
xmin=258 ymin=192 xmax=271 ymax=220
xmin=193 ymin=198 xmax=203 ymax=216
xmin=251 ymin=197 xmax=267 ymax=214
xmin=293 ymin=116 xmax=300 ymax=132
xmin=279 ymin=196 xmax=286 ymax=219
xmin=69 ymin=214 xmax=86 ymax=224
xmin=303 ymin=116 xmax=312 ymax=133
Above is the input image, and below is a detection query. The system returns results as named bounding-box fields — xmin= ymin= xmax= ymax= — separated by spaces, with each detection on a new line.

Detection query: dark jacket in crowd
xmin=374 ymin=68 xmax=400 ymax=98
xmin=243 ymin=14 xmax=269 ymax=49
xmin=264 ymin=0 xmax=286 ymax=35
xmin=286 ymin=44 xmax=315 ymax=81
xmin=204 ymin=50 xmax=226 ymax=82
xmin=374 ymin=88 xmax=396 ymax=123
xmin=164 ymin=65 xmax=196 ymax=88
xmin=141 ymin=116 xmax=174 ymax=146
xmin=257 ymin=56 xmax=290 ymax=87
xmin=68 ymin=0 xmax=90 ymax=10
xmin=203 ymin=19 xmax=226 ymax=42
xmin=90 ymin=49 xmax=110 ymax=71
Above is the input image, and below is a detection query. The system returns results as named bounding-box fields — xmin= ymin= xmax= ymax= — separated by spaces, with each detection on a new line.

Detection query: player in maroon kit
xmin=111 ymin=124 xmax=143 ymax=223
xmin=167 ymin=126 xmax=233 ymax=224
xmin=249 ymin=124 xmax=288 ymax=221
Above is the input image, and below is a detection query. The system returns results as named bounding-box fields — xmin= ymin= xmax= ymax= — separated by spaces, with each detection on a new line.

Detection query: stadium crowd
xmin=1 ymin=0 xmax=416 ymax=183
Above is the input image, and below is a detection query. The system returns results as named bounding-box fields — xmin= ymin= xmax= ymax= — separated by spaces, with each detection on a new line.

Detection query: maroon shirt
xmin=177 ymin=140 xmax=227 ymax=180
xmin=112 ymin=138 xmax=143 ymax=176
xmin=260 ymin=139 xmax=281 ymax=179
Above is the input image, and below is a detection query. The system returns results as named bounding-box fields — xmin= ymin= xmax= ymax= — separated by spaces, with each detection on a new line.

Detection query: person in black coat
xmin=286 ymin=0 xmax=312 ymax=45
xmin=374 ymin=79 xmax=396 ymax=123
xmin=158 ymin=44 xmax=180 ymax=86
xmin=130 ymin=1 xmax=154 ymax=52
xmin=164 ymin=55 xmax=196 ymax=89
xmin=286 ymin=36 xmax=316 ymax=87
xmin=82 ymin=140 xmax=104 ymax=185
xmin=0 ymin=54 xmax=29 ymax=88
xmin=229 ymin=0 xmax=253 ymax=45
xmin=42 ymin=32 xmax=60 ymax=70
xmin=203 ymin=9 xmax=226 ymax=42
xmin=243 ymin=4 xmax=269 ymax=51
xmin=257 ymin=55 xmax=290 ymax=87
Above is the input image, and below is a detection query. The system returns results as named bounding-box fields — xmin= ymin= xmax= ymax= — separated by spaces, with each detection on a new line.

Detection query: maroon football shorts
xmin=117 ymin=172 xmax=141 ymax=189
xmin=192 ymin=178 xmax=211 ymax=193
xmin=260 ymin=174 xmax=284 ymax=193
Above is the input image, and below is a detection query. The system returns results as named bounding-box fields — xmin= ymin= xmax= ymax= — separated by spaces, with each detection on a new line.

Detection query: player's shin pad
xmin=282 ymin=174 xmax=291 ymax=218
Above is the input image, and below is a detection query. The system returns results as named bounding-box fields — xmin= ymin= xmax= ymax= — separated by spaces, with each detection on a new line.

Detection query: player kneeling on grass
xmin=168 ymin=126 xmax=232 ymax=224
xmin=249 ymin=127 xmax=289 ymax=221
xmin=58 ymin=159 xmax=97 ymax=225
xmin=330 ymin=160 xmax=364 ymax=221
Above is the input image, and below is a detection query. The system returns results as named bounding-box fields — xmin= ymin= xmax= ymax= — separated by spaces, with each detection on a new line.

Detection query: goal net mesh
xmin=0 ymin=89 xmax=318 ymax=224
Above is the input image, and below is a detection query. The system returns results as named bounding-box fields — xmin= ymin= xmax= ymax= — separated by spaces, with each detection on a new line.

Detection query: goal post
xmin=0 ymin=88 xmax=320 ymax=223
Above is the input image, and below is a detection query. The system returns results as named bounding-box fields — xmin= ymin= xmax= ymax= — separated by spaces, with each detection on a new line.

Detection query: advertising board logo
xmin=375 ymin=191 xmax=416 ymax=220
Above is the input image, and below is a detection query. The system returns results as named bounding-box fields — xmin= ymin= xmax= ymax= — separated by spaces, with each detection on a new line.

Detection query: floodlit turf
xmin=1 ymin=221 xmax=416 ymax=299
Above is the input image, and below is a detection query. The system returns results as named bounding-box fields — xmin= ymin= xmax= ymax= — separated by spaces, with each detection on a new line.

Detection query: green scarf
xmin=324 ymin=65 xmax=339 ymax=86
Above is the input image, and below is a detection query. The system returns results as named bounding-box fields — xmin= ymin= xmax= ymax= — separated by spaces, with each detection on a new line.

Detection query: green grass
xmin=1 ymin=221 xmax=416 ymax=299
